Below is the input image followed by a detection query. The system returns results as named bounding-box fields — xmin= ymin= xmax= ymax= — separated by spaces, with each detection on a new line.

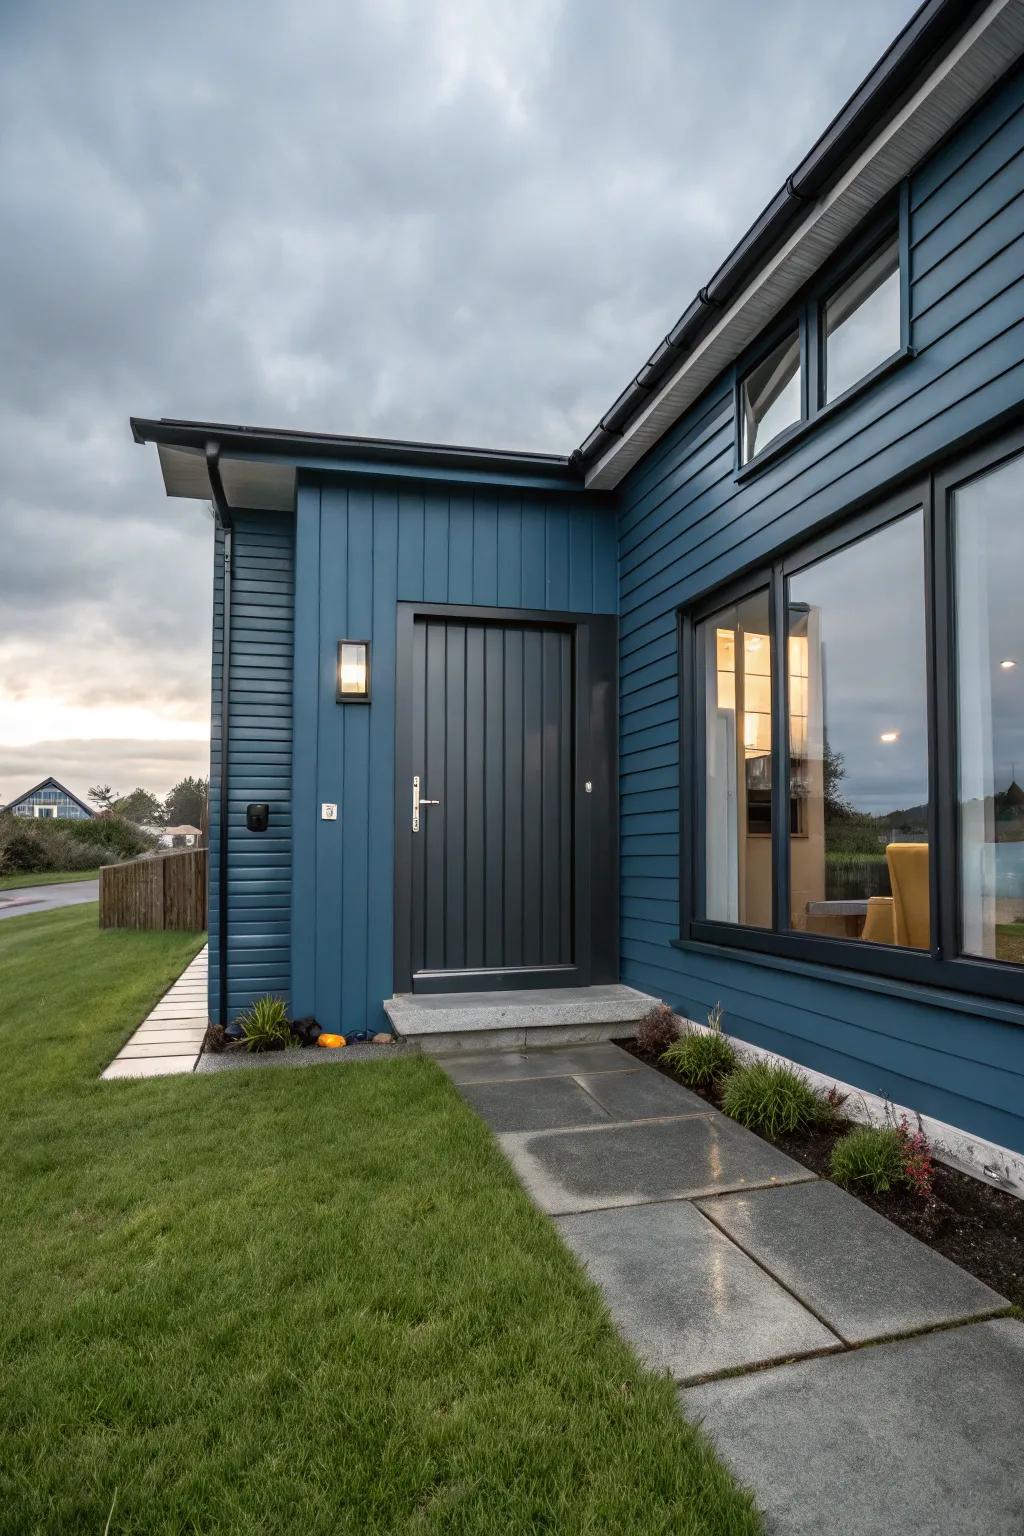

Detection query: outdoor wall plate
xmin=246 ymin=802 xmax=269 ymax=832
xmin=321 ymin=802 xmax=338 ymax=821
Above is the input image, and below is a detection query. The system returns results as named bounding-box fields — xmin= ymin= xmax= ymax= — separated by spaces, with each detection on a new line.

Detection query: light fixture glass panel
xmin=339 ymin=641 xmax=369 ymax=696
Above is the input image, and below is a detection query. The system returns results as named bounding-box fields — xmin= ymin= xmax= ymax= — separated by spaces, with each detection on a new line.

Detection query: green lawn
xmin=0 ymin=906 xmax=758 ymax=1536
xmin=0 ymin=867 xmax=102 ymax=890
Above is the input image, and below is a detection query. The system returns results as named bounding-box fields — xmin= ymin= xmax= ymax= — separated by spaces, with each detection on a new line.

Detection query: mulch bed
xmin=615 ymin=1036 xmax=1024 ymax=1308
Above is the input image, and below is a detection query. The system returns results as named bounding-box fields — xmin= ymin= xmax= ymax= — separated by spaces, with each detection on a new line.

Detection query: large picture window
xmin=697 ymin=589 xmax=773 ymax=927
xmin=953 ymin=454 xmax=1024 ymax=968
xmin=681 ymin=430 xmax=1024 ymax=1004
xmin=787 ymin=510 xmax=930 ymax=949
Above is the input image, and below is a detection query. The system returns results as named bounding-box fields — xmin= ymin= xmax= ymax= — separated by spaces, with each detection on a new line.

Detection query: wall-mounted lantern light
xmin=337 ymin=640 xmax=371 ymax=702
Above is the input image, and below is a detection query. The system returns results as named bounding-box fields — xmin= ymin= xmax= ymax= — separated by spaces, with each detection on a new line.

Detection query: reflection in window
xmin=954 ymin=454 xmax=1024 ymax=966
xmin=700 ymin=589 xmax=773 ymax=927
xmin=824 ymin=235 xmax=900 ymax=404
xmin=787 ymin=512 xmax=930 ymax=948
xmin=740 ymin=330 xmax=801 ymax=464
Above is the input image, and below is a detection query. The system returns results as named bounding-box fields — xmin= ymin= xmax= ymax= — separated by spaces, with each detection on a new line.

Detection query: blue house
xmin=3 ymin=777 xmax=94 ymax=820
xmin=134 ymin=0 xmax=1024 ymax=1175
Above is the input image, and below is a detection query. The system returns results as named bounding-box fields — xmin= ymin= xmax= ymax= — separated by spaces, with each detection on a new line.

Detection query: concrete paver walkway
xmin=101 ymin=946 xmax=208 ymax=1079
xmin=441 ymin=1042 xmax=1022 ymax=1535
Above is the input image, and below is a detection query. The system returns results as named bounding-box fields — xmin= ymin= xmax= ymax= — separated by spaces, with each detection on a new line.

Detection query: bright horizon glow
xmin=0 ymin=693 xmax=209 ymax=747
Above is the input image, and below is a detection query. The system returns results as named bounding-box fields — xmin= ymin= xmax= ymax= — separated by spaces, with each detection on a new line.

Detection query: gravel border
xmin=195 ymin=1040 xmax=411 ymax=1074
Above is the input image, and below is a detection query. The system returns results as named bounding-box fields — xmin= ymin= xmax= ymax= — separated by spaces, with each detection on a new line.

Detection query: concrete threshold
xmin=384 ymin=983 xmax=659 ymax=1053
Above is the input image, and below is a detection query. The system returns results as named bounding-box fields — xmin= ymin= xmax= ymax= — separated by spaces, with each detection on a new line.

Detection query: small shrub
xmin=894 ymin=1114 xmax=935 ymax=1200
xmin=721 ymin=1059 xmax=828 ymax=1139
xmin=831 ymin=1124 xmax=906 ymax=1194
xmin=66 ymin=813 xmax=155 ymax=859
xmin=636 ymin=1002 xmax=680 ymax=1056
xmin=824 ymin=1083 xmax=848 ymax=1115
xmin=0 ymin=816 xmax=47 ymax=873
xmin=661 ymin=1000 xmax=737 ymax=1087
xmin=0 ymin=810 xmax=153 ymax=875
xmin=239 ymin=995 xmax=295 ymax=1052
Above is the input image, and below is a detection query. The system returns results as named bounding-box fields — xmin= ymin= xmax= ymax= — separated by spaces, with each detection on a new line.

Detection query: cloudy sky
xmin=0 ymin=0 xmax=918 ymax=806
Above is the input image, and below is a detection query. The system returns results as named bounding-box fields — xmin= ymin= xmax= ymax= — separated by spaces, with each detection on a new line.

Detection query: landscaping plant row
xmin=644 ymin=1001 xmax=932 ymax=1198
xmin=205 ymin=993 xmax=394 ymax=1053
xmin=623 ymin=1004 xmax=1024 ymax=1307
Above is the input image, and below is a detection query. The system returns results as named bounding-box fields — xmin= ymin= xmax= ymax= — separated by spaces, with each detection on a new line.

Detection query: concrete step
xmin=384 ymin=984 xmax=661 ymax=1054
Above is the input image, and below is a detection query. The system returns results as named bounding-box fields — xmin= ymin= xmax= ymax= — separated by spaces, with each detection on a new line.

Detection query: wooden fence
xmin=99 ymin=848 xmax=207 ymax=931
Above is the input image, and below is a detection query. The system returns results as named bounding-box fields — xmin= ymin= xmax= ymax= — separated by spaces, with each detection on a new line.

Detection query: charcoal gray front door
xmin=394 ymin=604 xmax=618 ymax=994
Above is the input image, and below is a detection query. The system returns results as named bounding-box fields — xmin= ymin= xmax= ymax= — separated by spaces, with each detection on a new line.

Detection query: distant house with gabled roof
xmin=1 ymin=777 xmax=94 ymax=821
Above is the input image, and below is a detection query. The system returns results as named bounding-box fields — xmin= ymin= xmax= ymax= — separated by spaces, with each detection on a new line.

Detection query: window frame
xmin=737 ymin=317 xmax=808 ymax=469
xmin=678 ymin=421 xmax=1024 ymax=1009
xmin=734 ymin=184 xmax=913 ymax=479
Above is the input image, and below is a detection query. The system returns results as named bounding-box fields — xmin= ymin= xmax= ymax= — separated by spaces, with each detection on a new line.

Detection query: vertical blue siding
xmin=616 ymin=64 xmax=1024 ymax=1155
xmin=290 ymin=477 xmax=617 ymax=1035
xmin=209 ymin=511 xmax=295 ymax=1022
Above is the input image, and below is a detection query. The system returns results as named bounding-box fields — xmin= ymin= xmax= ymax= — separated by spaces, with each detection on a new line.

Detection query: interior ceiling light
xmin=880 ymin=731 xmax=899 ymax=743
xmin=1000 ymin=659 xmax=1016 ymax=669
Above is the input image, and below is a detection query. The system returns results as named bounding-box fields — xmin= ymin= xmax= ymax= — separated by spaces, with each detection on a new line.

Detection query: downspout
xmin=206 ymin=441 xmax=233 ymax=1029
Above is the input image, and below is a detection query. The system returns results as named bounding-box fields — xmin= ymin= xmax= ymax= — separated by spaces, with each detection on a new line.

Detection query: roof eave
xmin=579 ymin=0 xmax=1023 ymax=486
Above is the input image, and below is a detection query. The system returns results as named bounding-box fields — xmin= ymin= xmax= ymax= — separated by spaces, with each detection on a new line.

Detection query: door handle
xmin=412 ymin=775 xmax=441 ymax=832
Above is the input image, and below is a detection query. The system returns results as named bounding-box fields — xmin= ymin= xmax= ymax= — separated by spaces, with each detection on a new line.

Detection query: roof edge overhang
xmin=580 ymin=0 xmax=1024 ymax=489
xmin=131 ymin=417 xmax=587 ymax=507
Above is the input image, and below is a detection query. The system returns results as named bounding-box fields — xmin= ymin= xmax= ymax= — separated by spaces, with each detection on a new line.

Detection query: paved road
xmin=0 ymin=879 xmax=99 ymax=921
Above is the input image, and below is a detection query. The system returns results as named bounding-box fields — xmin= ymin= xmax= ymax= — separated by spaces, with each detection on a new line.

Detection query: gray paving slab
xmin=698 ymin=1180 xmax=1009 ymax=1343
xmin=131 ymin=1030 xmax=207 ymax=1045
xmin=557 ymin=1201 xmax=838 ymax=1383
xmin=143 ymin=1010 xmax=208 ymax=1023
xmin=441 ymin=1043 xmax=637 ymax=1084
xmin=118 ymin=1040 xmax=203 ymax=1059
xmin=576 ymin=1065 xmax=709 ymax=1119
xmin=684 ymin=1318 xmax=1024 ymax=1536
xmin=458 ymin=1074 xmax=613 ymax=1132
xmin=102 ymin=1055 xmax=196 ymax=1079
xmin=499 ymin=1112 xmax=811 ymax=1214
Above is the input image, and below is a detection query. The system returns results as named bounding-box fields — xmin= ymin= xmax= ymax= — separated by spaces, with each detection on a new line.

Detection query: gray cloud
xmin=0 ymin=0 xmax=918 ymax=796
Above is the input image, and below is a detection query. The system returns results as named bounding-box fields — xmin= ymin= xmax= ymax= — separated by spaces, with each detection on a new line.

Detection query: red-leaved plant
xmin=896 ymin=1115 xmax=935 ymax=1200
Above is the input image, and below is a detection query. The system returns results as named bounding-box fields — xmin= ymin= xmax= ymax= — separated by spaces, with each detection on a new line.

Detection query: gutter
xmin=131 ymin=415 xmax=583 ymax=484
xmin=574 ymin=0 xmax=988 ymax=472
xmin=205 ymin=441 xmax=233 ymax=1030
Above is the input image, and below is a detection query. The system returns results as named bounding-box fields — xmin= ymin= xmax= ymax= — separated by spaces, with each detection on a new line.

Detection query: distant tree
xmin=822 ymin=741 xmax=854 ymax=822
xmin=88 ymin=784 xmax=118 ymax=812
xmin=112 ymin=787 xmax=165 ymax=827
xmin=164 ymin=775 xmax=208 ymax=829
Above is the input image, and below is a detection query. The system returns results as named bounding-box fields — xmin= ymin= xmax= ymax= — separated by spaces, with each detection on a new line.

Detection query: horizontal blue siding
xmin=616 ymin=63 xmax=1024 ymax=1155
xmin=210 ymin=511 xmax=294 ymax=1022
xmin=291 ymin=478 xmax=617 ymax=1035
